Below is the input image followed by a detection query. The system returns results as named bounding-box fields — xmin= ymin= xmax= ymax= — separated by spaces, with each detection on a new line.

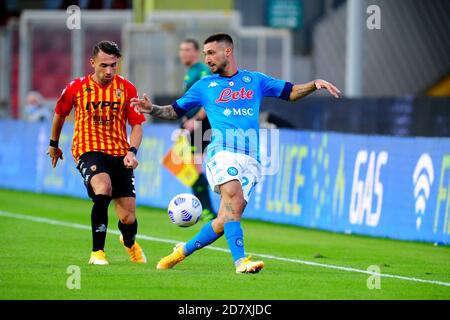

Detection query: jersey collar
xmin=89 ymin=74 xmax=116 ymax=89
xmin=218 ymin=69 xmax=240 ymax=79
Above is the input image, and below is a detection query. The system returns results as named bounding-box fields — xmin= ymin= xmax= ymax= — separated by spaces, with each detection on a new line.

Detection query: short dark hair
xmin=203 ymin=33 xmax=233 ymax=46
xmin=92 ymin=40 xmax=122 ymax=58
xmin=181 ymin=38 xmax=200 ymax=51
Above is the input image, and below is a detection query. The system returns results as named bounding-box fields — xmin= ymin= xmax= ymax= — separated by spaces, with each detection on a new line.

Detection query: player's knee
xmin=225 ymin=192 xmax=246 ymax=213
xmin=221 ymin=182 xmax=245 ymax=204
xmin=94 ymin=184 xmax=112 ymax=196
xmin=234 ymin=195 xmax=246 ymax=212
xmin=91 ymin=173 xmax=112 ymax=196
xmin=119 ymin=211 xmax=135 ymax=225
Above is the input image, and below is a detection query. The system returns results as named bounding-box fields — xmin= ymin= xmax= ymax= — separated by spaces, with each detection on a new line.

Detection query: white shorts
xmin=205 ymin=150 xmax=261 ymax=203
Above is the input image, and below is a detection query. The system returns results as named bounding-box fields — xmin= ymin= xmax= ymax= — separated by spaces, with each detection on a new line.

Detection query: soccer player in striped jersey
xmin=47 ymin=41 xmax=147 ymax=265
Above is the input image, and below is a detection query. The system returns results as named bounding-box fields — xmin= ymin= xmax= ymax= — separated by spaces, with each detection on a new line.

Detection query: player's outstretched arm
xmin=289 ymin=79 xmax=341 ymax=101
xmin=130 ymin=94 xmax=180 ymax=120
xmin=47 ymin=113 xmax=65 ymax=168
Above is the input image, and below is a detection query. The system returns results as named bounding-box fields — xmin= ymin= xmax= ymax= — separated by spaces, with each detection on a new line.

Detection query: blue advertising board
xmin=1 ymin=119 xmax=449 ymax=244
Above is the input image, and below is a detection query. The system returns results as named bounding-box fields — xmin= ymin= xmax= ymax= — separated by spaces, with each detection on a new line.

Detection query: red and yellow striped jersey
xmin=55 ymin=74 xmax=145 ymax=161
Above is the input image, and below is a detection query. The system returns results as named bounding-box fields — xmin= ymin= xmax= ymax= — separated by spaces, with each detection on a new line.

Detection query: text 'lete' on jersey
xmin=172 ymin=70 xmax=293 ymax=161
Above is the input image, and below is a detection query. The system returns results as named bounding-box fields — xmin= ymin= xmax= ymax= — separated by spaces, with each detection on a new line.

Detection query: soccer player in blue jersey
xmin=131 ymin=33 xmax=340 ymax=274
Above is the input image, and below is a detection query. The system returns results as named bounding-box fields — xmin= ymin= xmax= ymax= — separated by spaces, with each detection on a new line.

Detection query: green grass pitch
xmin=0 ymin=189 xmax=449 ymax=299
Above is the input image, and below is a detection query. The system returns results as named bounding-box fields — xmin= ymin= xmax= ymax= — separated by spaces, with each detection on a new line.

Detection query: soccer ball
xmin=167 ymin=193 xmax=203 ymax=227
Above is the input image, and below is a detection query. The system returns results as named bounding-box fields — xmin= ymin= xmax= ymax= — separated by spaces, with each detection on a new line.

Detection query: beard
xmin=210 ymin=60 xmax=229 ymax=75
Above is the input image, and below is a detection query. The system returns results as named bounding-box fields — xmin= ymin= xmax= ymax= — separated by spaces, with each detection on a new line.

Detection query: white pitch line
xmin=1 ymin=210 xmax=449 ymax=288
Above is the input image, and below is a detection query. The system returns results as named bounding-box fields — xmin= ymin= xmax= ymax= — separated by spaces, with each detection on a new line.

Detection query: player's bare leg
xmin=90 ymin=173 xmax=113 ymax=196
xmin=213 ymin=180 xmax=264 ymax=274
xmin=156 ymin=179 xmax=263 ymax=273
xmin=212 ymin=180 xmax=245 ymax=232
xmin=88 ymin=173 xmax=112 ymax=265
xmin=155 ymin=185 xmax=230 ymax=270
xmin=115 ymin=197 xmax=146 ymax=263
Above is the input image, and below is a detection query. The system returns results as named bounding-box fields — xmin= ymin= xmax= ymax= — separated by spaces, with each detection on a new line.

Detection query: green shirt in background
xmin=183 ymin=61 xmax=212 ymax=93
xmin=183 ymin=62 xmax=211 ymax=119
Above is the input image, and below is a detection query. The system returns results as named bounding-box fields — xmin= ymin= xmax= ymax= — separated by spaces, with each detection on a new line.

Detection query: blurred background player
xmin=47 ymin=41 xmax=147 ymax=265
xmin=178 ymin=38 xmax=217 ymax=222
xmin=23 ymin=91 xmax=51 ymax=122
xmin=131 ymin=33 xmax=340 ymax=274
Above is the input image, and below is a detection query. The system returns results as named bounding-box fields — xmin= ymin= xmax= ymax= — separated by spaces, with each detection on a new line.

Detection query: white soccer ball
xmin=167 ymin=193 xmax=203 ymax=227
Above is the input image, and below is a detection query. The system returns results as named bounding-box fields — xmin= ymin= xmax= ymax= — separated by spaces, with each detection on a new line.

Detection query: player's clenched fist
xmin=123 ymin=152 xmax=139 ymax=169
xmin=47 ymin=146 xmax=64 ymax=168
xmin=130 ymin=93 xmax=153 ymax=114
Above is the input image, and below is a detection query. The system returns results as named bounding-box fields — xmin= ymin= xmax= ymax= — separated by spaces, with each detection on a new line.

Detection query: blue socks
xmin=224 ymin=221 xmax=245 ymax=264
xmin=184 ymin=221 xmax=221 ymax=256
xmin=183 ymin=220 xmax=246 ymax=265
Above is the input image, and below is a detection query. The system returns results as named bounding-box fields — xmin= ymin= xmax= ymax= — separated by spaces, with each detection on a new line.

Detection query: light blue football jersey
xmin=172 ymin=69 xmax=293 ymax=161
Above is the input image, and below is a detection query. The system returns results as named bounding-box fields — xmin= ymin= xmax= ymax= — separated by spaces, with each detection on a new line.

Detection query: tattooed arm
xmin=147 ymin=104 xmax=179 ymax=120
xmin=130 ymin=93 xmax=180 ymax=120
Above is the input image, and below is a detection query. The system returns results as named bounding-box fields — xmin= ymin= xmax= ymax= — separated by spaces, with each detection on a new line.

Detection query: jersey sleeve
xmin=125 ymin=82 xmax=146 ymax=126
xmin=257 ymin=72 xmax=293 ymax=101
xmin=55 ymin=82 xmax=75 ymax=116
xmin=172 ymin=80 xmax=204 ymax=117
